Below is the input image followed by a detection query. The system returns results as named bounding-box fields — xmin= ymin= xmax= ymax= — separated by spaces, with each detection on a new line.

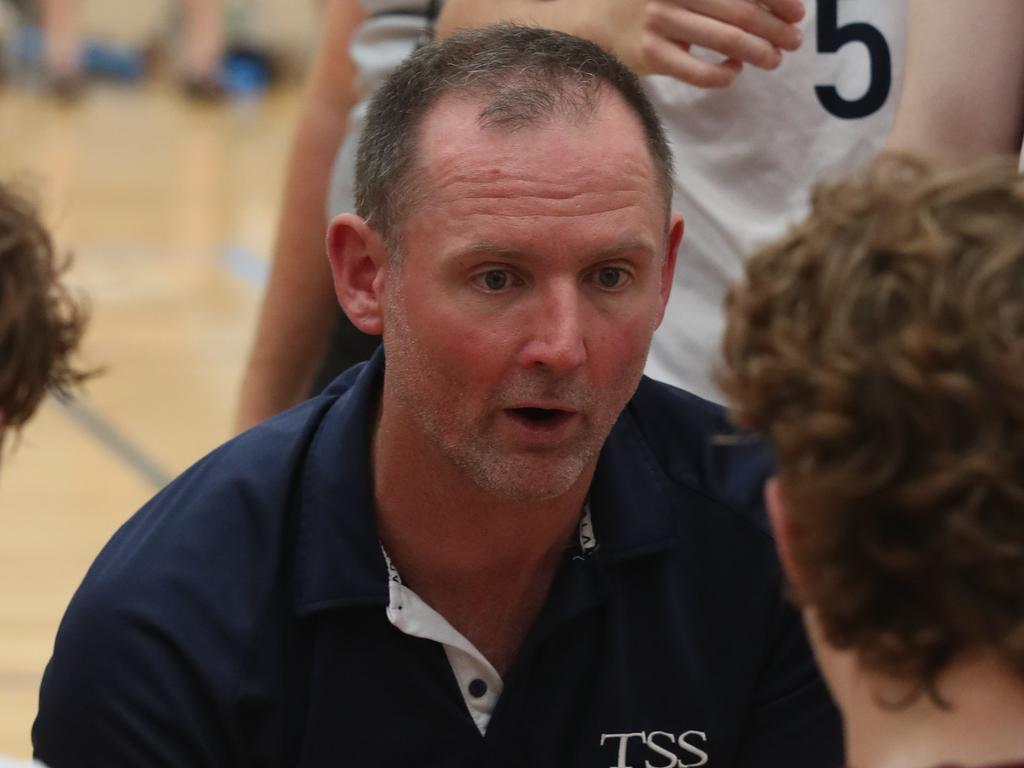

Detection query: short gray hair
xmin=354 ymin=24 xmax=675 ymax=250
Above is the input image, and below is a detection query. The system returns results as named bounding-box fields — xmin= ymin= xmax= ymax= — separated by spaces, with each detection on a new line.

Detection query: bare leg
xmin=38 ymin=0 xmax=81 ymax=81
xmin=178 ymin=0 xmax=224 ymax=82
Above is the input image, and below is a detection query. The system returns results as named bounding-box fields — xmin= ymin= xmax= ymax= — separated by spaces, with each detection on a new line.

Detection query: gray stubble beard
xmin=381 ymin=280 xmax=612 ymax=502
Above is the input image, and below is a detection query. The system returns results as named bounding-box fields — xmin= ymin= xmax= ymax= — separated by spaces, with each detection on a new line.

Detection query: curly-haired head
xmin=0 ymin=183 xmax=90 ymax=445
xmin=719 ymin=154 xmax=1024 ymax=700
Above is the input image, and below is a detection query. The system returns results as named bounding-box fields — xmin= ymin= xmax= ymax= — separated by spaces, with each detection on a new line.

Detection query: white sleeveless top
xmin=645 ymin=0 xmax=905 ymax=398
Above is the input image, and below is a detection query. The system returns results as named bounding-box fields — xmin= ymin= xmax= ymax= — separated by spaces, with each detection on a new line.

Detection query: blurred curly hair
xmin=718 ymin=154 xmax=1024 ymax=702
xmin=0 ymin=183 xmax=90 ymax=445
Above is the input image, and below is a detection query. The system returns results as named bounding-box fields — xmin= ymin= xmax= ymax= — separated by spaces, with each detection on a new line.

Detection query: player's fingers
xmin=660 ymin=0 xmax=804 ymax=52
xmin=647 ymin=4 xmax=784 ymax=69
xmin=755 ymin=0 xmax=806 ymax=25
xmin=641 ymin=32 xmax=743 ymax=87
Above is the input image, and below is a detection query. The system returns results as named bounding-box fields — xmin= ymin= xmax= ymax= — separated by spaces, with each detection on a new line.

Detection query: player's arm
xmin=886 ymin=0 xmax=1024 ymax=161
xmin=437 ymin=0 xmax=805 ymax=88
xmin=234 ymin=0 xmax=366 ymax=433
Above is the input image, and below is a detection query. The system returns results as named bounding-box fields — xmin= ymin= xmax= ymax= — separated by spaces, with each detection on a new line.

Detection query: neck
xmin=371 ymin=395 xmax=594 ymax=675
xmin=829 ymin=648 xmax=1024 ymax=768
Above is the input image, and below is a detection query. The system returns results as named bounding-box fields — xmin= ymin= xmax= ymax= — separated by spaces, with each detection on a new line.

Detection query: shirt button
xmin=468 ymin=679 xmax=488 ymax=698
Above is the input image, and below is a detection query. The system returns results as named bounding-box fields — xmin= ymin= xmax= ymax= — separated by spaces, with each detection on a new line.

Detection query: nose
xmin=516 ymin=282 xmax=587 ymax=373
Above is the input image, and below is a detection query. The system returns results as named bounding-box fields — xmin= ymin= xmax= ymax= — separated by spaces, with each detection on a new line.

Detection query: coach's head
xmin=327 ymin=24 xmax=683 ymax=501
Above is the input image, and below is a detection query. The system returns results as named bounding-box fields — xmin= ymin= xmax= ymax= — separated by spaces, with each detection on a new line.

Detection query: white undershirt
xmin=380 ymin=505 xmax=597 ymax=735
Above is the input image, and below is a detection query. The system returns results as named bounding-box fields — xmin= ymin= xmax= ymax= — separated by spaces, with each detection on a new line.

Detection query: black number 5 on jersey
xmin=814 ymin=0 xmax=892 ymax=119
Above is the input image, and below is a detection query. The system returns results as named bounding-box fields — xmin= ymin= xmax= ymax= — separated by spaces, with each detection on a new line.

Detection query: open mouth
xmin=514 ymin=407 xmax=563 ymax=422
xmin=505 ymin=407 xmax=576 ymax=431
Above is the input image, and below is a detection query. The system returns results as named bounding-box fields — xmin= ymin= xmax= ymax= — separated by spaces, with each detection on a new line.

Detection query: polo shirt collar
xmin=293 ymin=349 xmax=389 ymax=616
xmin=588 ymin=395 xmax=678 ymax=563
xmin=292 ymin=352 xmax=677 ymax=615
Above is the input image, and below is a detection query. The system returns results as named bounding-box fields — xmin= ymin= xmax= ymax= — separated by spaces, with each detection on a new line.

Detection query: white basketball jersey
xmin=645 ymin=0 xmax=905 ymax=399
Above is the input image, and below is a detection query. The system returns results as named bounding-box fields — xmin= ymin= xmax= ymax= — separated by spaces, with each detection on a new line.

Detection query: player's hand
xmin=590 ymin=0 xmax=806 ymax=88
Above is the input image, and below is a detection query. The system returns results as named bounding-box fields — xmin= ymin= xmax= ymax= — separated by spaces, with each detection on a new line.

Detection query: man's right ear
xmin=326 ymin=213 xmax=388 ymax=336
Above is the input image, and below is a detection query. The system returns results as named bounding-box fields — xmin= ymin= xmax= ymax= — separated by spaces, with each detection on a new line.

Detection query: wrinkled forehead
xmin=408 ymin=90 xmax=665 ymax=216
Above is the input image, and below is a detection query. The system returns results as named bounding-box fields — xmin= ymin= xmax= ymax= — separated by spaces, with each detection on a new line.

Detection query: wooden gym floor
xmin=0 ymin=78 xmax=301 ymax=756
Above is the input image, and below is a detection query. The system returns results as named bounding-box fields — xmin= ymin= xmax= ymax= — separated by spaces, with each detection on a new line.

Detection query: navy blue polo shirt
xmin=34 ymin=351 xmax=841 ymax=767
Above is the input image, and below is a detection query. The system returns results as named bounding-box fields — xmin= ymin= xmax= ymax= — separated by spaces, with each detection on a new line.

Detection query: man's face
xmin=379 ymin=91 xmax=679 ymax=500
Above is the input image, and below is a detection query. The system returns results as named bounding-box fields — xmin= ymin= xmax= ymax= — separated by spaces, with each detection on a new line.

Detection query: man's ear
xmin=326 ymin=213 xmax=388 ymax=335
xmin=766 ymin=477 xmax=809 ymax=602
xmin=655 ymin=212 xmax=684 ymax=328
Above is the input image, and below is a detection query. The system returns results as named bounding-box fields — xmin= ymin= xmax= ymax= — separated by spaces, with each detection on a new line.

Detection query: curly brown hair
xmin=0 ymin=183 xmax=90 ymax=443
xmin=718 ymin=154 xmax=1024 ymax=701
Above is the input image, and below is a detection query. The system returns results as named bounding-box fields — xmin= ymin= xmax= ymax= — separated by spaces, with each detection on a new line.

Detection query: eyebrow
xmin=450 ymin=238 xmax=657 ymax=262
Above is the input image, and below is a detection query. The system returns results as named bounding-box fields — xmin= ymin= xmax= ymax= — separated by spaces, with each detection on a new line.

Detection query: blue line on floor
xmin=54 ymin=397 xmax=172 ymax=490
xmin=219 ymin=243 xmax=269 ymax=288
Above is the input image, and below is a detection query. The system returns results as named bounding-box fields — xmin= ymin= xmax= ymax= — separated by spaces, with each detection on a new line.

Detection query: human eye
xmin=588 ymin=265 xmax=632 ymax=291
xmin=471 ymin=268 xmax=521 ymax=292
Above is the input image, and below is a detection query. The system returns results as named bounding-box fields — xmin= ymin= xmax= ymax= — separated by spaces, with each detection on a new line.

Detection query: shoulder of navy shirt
xmin=34 ymin=348 xmax=840 ymax=768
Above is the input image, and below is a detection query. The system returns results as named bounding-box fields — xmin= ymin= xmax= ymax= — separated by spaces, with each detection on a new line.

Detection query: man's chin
xmin=464 ymin=454 xmax=591 ymax=502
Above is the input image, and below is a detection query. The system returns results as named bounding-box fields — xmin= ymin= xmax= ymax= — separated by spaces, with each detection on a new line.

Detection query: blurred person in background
xmin=720 ymin=155 xmax=1024 ymax=768
xmin=36 ymin=0 xmax=225 ymax=97
xmin=236 ymin=0 xmax=905 ymax=431
xmin=886 ymin=0 xmax=1024 ymax=164
xmin=235 ymin=0 xmax=434 ymax=430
